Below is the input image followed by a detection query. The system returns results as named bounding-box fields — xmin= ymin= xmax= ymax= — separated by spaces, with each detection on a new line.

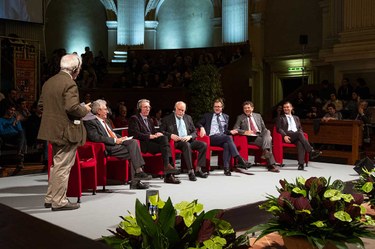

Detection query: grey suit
xmin=38 ymin=71 xmax=89 ymax=208
xmin=233 ymin=113 xmax=276 ymax=165
xmin=84 ymin=118 xmax=145 ymax=174
xmin=160 ymin=113 xmax=207 ymax=170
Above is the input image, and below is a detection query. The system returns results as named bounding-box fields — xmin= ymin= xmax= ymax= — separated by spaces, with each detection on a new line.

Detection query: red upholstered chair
xmin=86 ymin=141 xmax=129 ymax=191
xmin=123 ymin=129 xmax=166 ymax=177
xmin=233 ymin=135 xmax=265 ymax=165
xmin=47 ymin=143 xmax=97 ymax=203
xmin=272 ymin=126 xmax=309 ymax=166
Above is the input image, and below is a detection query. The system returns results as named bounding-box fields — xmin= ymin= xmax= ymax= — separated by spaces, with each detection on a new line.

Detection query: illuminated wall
xmin=45 ymin=0 xmax=107 ymax=57
xmin=117 ymin=0 xmax=144 ymax=45
xmin=156 ymin=0 xmax=213 ymax=49
xmin=222 ymin=0 xmax=248 ymax=43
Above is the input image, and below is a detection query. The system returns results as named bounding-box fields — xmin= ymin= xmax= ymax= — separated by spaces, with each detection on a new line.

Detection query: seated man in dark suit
xmin=84 ymin=99 xmax=151 ymax=189
xmin=0 ymin=103 xmax=26 ymax=168
xmin=233 ymin=101 xmax=279 ymax=173
xmin=277 ymin=101 xmax=321 ymax=170
xmin=128 ymin=99 xmax=180 ymax=184
xmin=160 ymin=101 xmax=208 ymax=181
xmin=196 ymin=98 xmax=250 ymax=176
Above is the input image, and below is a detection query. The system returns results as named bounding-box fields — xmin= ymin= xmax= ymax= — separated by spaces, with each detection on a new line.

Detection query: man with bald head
xmin=160 ymin=101 xmax=208 ymax=181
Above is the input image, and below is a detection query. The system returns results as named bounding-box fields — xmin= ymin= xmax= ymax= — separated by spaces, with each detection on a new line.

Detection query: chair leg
xmin=92 ymin=190 xmax=96 ymax=195
xmin=77 ymin=197 xmax=81 ymax=203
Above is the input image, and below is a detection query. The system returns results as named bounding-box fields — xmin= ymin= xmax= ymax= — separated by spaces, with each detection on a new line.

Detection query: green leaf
xmin=119 ymin=215 xmax=141 ymax=236
xmin=292 ymin=187 xmax=307 ymax=197
xmin=334 ymin=211 xmax=352 ymax=222
xmin=311 ymin=220 xmax=326 ymax=228
xmin=362 ymin=182 xmax=374 ymax=193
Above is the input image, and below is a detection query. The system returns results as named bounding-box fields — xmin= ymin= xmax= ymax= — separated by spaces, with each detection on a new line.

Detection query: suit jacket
xmin=38 ymin=71 xmax=89 ymax=146
xmin=84 ymin=118 xmax=121 ymax=152
xmin=277 ymin=114 xmax=304 ymax=137
xmin=196 ymin=112 xmax=230 ymax=136
xmin=128 ymin=113 xmax=157 ymax=141
xmin=160 ymin=112 xmax=197 ymax=140
xmin=233 ymin=113 xmax=268 ymax=135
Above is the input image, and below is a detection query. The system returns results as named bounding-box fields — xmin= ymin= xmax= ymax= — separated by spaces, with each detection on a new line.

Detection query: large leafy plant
xmin=102 ymin=197 xmax=249 ymax=249
xmin=249 ymin=176 xmax=375 ymax=249
xmin=354 ymin=168 xmax=375 ymax=206
xmin=188 ymin=64 xmax=223 ymax=122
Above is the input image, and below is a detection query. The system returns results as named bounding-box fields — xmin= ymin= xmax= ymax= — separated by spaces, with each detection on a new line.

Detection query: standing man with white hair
xmin=38 ymin=54 xmax=91 ymax=211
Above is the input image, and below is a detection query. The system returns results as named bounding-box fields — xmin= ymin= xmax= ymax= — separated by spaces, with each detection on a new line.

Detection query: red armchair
xmin=272 ymin=126 xmax=309 ymax=166
xmin=86 ymin=141 xmax=129 ymax=191
xmin=233 ymin=135 xmax=265 ymax=165
xmin=169 ymin=139 xmax=198 ymax=172
xmin=47 ymin=143 xmax=97 ymax=203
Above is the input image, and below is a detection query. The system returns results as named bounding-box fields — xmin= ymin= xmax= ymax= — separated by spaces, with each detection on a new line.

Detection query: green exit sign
xmin=288 ymin=67 xmax=304 ymax=72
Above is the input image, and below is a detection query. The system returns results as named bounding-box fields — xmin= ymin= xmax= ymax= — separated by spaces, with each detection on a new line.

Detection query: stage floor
xmin=0 ymin=158 xmax=360 ymax=240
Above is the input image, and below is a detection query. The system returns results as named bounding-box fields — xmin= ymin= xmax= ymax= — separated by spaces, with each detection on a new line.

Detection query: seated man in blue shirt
xmin=196 ymin=98 xmax=250 ymax=176
xmin=0 ymin=103 xmax=27 ymax=168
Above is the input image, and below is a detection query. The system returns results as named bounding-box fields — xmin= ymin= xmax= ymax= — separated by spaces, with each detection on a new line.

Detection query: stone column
xmin=144 ymin=21 xmax=158 ymax=49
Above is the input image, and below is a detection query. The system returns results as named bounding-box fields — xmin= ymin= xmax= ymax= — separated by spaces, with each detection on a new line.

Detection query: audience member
xmin=84 ymin=99 xmax=151 ymax=189
xmin=355 ymin=78 xmax=371 ymax=99
xmin=196 ymin=98 xmax=250 ymax=176
xmin=128 ymin=99 xmax=180 ymax=184
xmin=337 ymin=78 xmax=353 ymax=102
xmin=322 ymin=93 xmax=343 ymax=112
xmin=355 ymin=100 xmax=372 ymax=143
xmin=151 ymin=108 xmax=163 ymax=127
xmin=318 ymin=80 xmax=336 ymax=104
xmin=276 ymin=101 xmax=321 ymax=170
xmin=305 ymin=105 xmax=322 ymax=119
xmin=0 ymin=88 xmax=18 ymax=116
xmin=292 ymin=91 xmax=307 ymax=118
xmin=0 ymin=103 xmax=27 ymax=169
xmin=113 ymin=104 xmax=129 ymax=128
xmin=233 ymin=101 xmax=279 ymax=173
xmin=38 ymin=53 xmax=91 ymax=211
xmin=16 ymin=97 xmax=31 ymax=122
xmin=160 ymin=101 xmax=208 ymax=180
xmin=343 ymin=91 xmax=360 ymax=119
xmin=321 ymin=103 xmax=342 ymax=122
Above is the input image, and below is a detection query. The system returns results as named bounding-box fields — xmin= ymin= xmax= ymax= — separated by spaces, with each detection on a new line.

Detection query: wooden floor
xmin=0 ymin=163 xmax=47 ymax=177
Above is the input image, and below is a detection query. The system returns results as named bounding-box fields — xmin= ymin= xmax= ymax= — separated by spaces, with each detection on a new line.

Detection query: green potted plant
xmin=354 ymin=168 xmax=375 ymax=206
xmin=249 ymin=176 xmax=375 ymax=249
xmin=188 ymin=64 xmax=223 ymax=122
xmin=102 ymin=196 xmax=250 ymax=249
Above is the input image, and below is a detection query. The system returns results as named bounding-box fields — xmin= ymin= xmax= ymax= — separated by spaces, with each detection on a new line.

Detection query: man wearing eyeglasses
xmin=196 ymin=98 xmax=250 ymax=176
xmin=128 ymin=99 xmax=180 ymax=184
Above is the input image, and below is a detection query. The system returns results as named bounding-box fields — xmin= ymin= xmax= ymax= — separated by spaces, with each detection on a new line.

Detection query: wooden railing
xmin=300 ymin=120 xmax=363 ymax=165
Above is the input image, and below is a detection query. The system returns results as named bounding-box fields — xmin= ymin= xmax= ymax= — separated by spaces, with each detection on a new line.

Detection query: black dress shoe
xmin=44 ymin=203 xmax=52 ymax=208
xmin=224 ymin=168 xmax=231 ymax=176
xmin=188 ymin=173 xmax=197 ymax=181
xmin=134 ymin=172 xmax=152 ymax=180
xmin=164 ymin=174 xmax=181 ymax=184
xmin=310 ymin=150 xmax=322 ymax=160
xmin=164 ymin=164 xmax=180 ymax=174
xmin=195 ymin=170 xmax=208 ymax=178
xmin=298 ymin=164 xmax=304 ymax=170
xmin=51 ymin=201 xmax=80 ymax=211
xmin=267 ymin=165 xmax=280 ymax=173
xmin=130 ymin=181 xmax=149 ymax=189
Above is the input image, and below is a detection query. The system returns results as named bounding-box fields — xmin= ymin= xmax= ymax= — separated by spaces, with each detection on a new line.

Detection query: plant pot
xmin=283 ymin=236 xmax=337 ymax=249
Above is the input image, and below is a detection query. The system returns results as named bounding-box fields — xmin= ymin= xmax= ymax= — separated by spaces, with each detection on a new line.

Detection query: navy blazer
xmin=128 ymin=113 xmax=157 ymax=141
xmin=196 ymin=112 xmax=230 ymax=136
xmin=277 ymin=114 xmax=304 ymax=137
xmin=160 ymin=112 xmax=197 ymax=140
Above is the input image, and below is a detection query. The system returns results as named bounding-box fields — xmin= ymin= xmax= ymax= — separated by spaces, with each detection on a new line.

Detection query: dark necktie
xmin=143 ymin=117 xmax=150 ymax=131
xmin=216 ymin=114 xmax=223 ymax=134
